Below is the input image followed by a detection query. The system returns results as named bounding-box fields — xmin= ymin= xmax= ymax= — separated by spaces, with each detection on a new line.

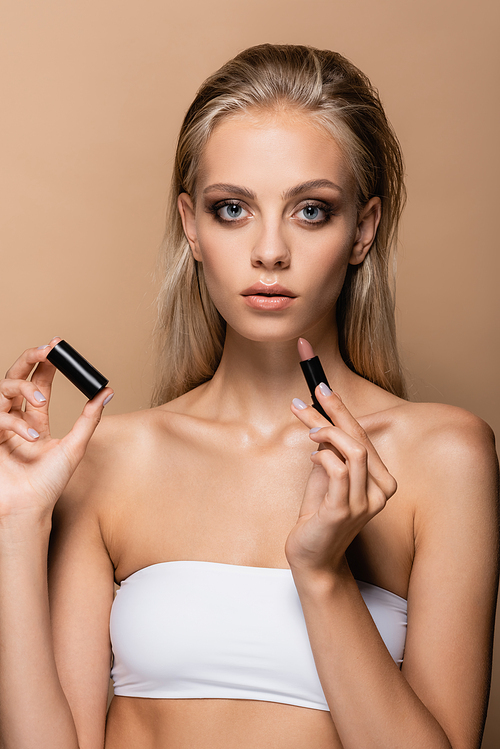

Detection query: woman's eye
xmin=217 ymin=202 xmax=248 ymax=221
xmin=296 ymin=204 xmax=329 ymax=223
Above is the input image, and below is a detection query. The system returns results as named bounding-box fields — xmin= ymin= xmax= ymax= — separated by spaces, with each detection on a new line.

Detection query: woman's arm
xmin=288 ymin=390 xmax=498 ymax=749
xmin=0 ymin=343 xmax=113 ymax=749
xmin=48 ymin=455 xmax=117 ymax=749
xmin=0 ymin=516 xmax=80 ymax=749
xmin=293 ymin=567 xmax=453 ymax=748
xmin=400 ymin=408 xmax=498 ymax=747
xmin=0 ymin=511 xmax=114 ymax=749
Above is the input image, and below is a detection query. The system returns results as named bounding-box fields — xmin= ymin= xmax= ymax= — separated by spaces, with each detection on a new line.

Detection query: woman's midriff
xmin=105 ymin=695 xmax=342 ymax=748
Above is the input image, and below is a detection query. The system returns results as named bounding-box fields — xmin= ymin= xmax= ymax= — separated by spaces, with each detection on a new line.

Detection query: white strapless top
xmin=110 ymin=560 xmax=407 ymax=711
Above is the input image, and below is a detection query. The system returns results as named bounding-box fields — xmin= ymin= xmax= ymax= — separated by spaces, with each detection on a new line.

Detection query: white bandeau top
xmin=110 ymin=560 xmax=407 ymax=711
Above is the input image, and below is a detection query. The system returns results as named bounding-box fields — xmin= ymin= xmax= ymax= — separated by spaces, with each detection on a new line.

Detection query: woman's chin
xmin=223 ymin=323 xmax=322 ymax=347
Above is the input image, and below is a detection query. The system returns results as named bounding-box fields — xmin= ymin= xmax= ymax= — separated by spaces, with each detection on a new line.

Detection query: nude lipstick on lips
xmin=297 ymin=338 xmax=333 ymax=423
xmin=241 ymin=282 xmax=296 ymax=311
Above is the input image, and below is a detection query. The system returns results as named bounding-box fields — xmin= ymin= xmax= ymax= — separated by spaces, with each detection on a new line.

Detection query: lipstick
xmin=297 ymin=338 xmax=333 ymax=423
xmin=47 ymin=340 xmax=109 ymax=399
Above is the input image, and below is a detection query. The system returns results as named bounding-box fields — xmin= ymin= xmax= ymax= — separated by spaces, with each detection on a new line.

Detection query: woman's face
xmin=178 ymin=110 xmax=380 ymax=344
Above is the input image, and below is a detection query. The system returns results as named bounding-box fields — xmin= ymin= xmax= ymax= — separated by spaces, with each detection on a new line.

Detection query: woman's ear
xmin=177 ymin=193 xmax=202 ymax=261
xmin=349 ymin=197 xmax=382 ymax=266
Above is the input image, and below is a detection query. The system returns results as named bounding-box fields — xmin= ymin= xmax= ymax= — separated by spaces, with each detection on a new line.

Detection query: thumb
xmin=60 ymin=388 xmax=114 ymax=466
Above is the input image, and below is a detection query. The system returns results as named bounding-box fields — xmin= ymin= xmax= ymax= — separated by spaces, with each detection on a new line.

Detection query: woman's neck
xmin=193 ymin=325 xmax=355 ymax=431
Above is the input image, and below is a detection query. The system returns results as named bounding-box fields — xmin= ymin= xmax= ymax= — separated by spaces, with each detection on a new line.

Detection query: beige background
xmin=1 ymin=0 xmax=499 ymax=744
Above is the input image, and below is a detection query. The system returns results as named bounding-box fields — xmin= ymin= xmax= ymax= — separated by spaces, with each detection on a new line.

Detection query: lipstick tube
xmin=47 ymin=340 xmax=109 ymax=399
xmin=299 ymin=356 xmax=333 ymax=423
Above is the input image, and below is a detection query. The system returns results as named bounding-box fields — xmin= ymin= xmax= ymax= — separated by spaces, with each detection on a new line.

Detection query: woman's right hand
xmin=0 ymin=338 xmax=113 ymax=524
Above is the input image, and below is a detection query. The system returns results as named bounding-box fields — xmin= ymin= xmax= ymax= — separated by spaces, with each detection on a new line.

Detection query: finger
xmin=309 ymin=424 xmax=369 ymax=463
xmin=0 ymin=377 xmax=51 ymax=438
xmin=0 ymin=378 xmax=48 ymax=412
xmin=309 ymin=425 xmax=369 ymax=509
xmin=309 ymin=421 xmax=397 ymax=501
xmin=24 ymin=359 xmax=57 ymax=415
xmin=5 ymin=337 xmax=61 ymax=382
xmin=291 ymin=397 xmax=343 ymax=459
xmin=291 ymin=398 xmax=331 ymax=429
xmin=313 ymin=385 xmax=392 ymax=482
xmin=314 ymin=385 xmax=369 ymax=444
xmin=60 ymin=388 xmax=114 ymax=465
xmin=298 ymin=460 xmax=330 ymax=518
xmin=365 ymin=473 xmax=392 ymax=515
xmin=5 ymin=339 xmax=60 ymax=413
xmin=309 ymin=448 xmax=350 ymax=517
xmin=294 ymin=393 xmax=396 ymax=498
xmin=0 ymin=412 xmax=41 ymax=442
xmin=310 ymin=450 xmax=389 ymax=527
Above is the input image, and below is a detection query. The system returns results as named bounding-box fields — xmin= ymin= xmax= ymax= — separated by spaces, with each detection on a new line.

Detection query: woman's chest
xmin=101 ymin=433 xmax=414 ymax=598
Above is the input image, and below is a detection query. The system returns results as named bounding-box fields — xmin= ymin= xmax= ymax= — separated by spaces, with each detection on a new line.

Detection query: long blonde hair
xmin=151 ymin=44 xmax=407 ymax=406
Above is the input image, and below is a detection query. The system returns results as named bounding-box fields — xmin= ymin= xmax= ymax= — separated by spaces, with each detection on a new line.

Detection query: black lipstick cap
xmin=47 ymin=340 xmax=109 ymax=399
xmin=299 ymin=356 xmax=332 ymax=423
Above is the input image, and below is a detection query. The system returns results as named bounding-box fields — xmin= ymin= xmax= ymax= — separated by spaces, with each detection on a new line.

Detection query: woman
xmin=0 ymin=44 xmax=497 ymax=749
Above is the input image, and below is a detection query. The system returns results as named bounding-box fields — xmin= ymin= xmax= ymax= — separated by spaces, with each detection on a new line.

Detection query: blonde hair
xmin=151 ymin=44 xmax=407 ymax=406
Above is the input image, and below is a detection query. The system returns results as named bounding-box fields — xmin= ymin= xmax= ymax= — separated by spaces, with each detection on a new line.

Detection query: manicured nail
xmin=311 ymin=450 xmax=319 ymax=456
xmin=318 ymin=382 xmax=332 ymax=397
xmin=309 ymin=427 xmax=321 ymax=433
xmin=33 ymin=391 xmax=46 ymax=403
xmin=292 ymin=398 xmax=308 ymax=410
xmin=28 ymin=428 xmax=40 ymax=439
xmin=37 ymin=344 xmax=49 ymax=350
xmin=103 ymin=393 xmax=114 ymax=406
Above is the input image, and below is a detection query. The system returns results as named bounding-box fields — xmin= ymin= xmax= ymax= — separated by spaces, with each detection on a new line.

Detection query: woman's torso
xmin=90 ymin=384 xmax=417 ymax=749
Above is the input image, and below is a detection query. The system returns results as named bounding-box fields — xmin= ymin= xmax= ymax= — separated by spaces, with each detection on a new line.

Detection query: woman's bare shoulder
xmin=384 ymin=399 xmax=495 ymax=457
xmin=60 ymin=405 xmax=185 ymax=508
xmin=357 ymin=380 xmax=497 ymax=497
xmin=358 ymin=376 xmax=495 ymax=452
xmin=369 ymin=398 xmax=498 ymax=524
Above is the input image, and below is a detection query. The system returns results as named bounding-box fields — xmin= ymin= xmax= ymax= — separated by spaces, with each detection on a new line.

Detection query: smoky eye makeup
xmin=294 ymin=200 xmax=337 ymax=225
xmin=205 ymin=197 xmax=339 ymax=226
xmin=205 ymin=199 xmax=250 ymax=223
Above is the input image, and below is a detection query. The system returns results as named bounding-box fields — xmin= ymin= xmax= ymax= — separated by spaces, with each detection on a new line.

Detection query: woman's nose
xmin=250 ymin=222 xmax=291 ymax=269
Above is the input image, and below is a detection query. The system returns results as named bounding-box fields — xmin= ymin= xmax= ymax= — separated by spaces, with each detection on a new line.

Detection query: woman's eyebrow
xmin=202 ymin=179 xmax=343 ymax=200
xmin=202 ymin=183 xmax=256 ymax=199
xmin=283 ymin=179 xmax=343 ymax=199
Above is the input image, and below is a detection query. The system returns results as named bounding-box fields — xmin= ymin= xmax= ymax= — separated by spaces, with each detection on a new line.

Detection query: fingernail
xmin=311 ymin=450 xmax=319 ymax=456
xmin=309 ymin=427 xmax=321 ymax=433
xmin=37 ymin=344 xmax=49 ymax=350
xmin=34 ymin=391 xmax=46 ymax=403
xmin=292 ymin=398 xmax=308 ymax=410
xmin=103 ymin=393 xmax=114 ymax=406
xmin=28 ymin=428 xmax=40 ymax=439
xmin=318 ymin=382 xmax=332 ymax=397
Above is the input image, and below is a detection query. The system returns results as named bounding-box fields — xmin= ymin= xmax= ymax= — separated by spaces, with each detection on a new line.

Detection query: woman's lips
xmin=241 ymin=282 xmax=297 ymax=310
xmin=243 ymin=295 xmax=296 ymax=310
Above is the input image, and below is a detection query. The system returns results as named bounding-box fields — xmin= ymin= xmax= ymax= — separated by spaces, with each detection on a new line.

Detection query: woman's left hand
xmin=285 ymin=384 xmax=397 ymax=577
